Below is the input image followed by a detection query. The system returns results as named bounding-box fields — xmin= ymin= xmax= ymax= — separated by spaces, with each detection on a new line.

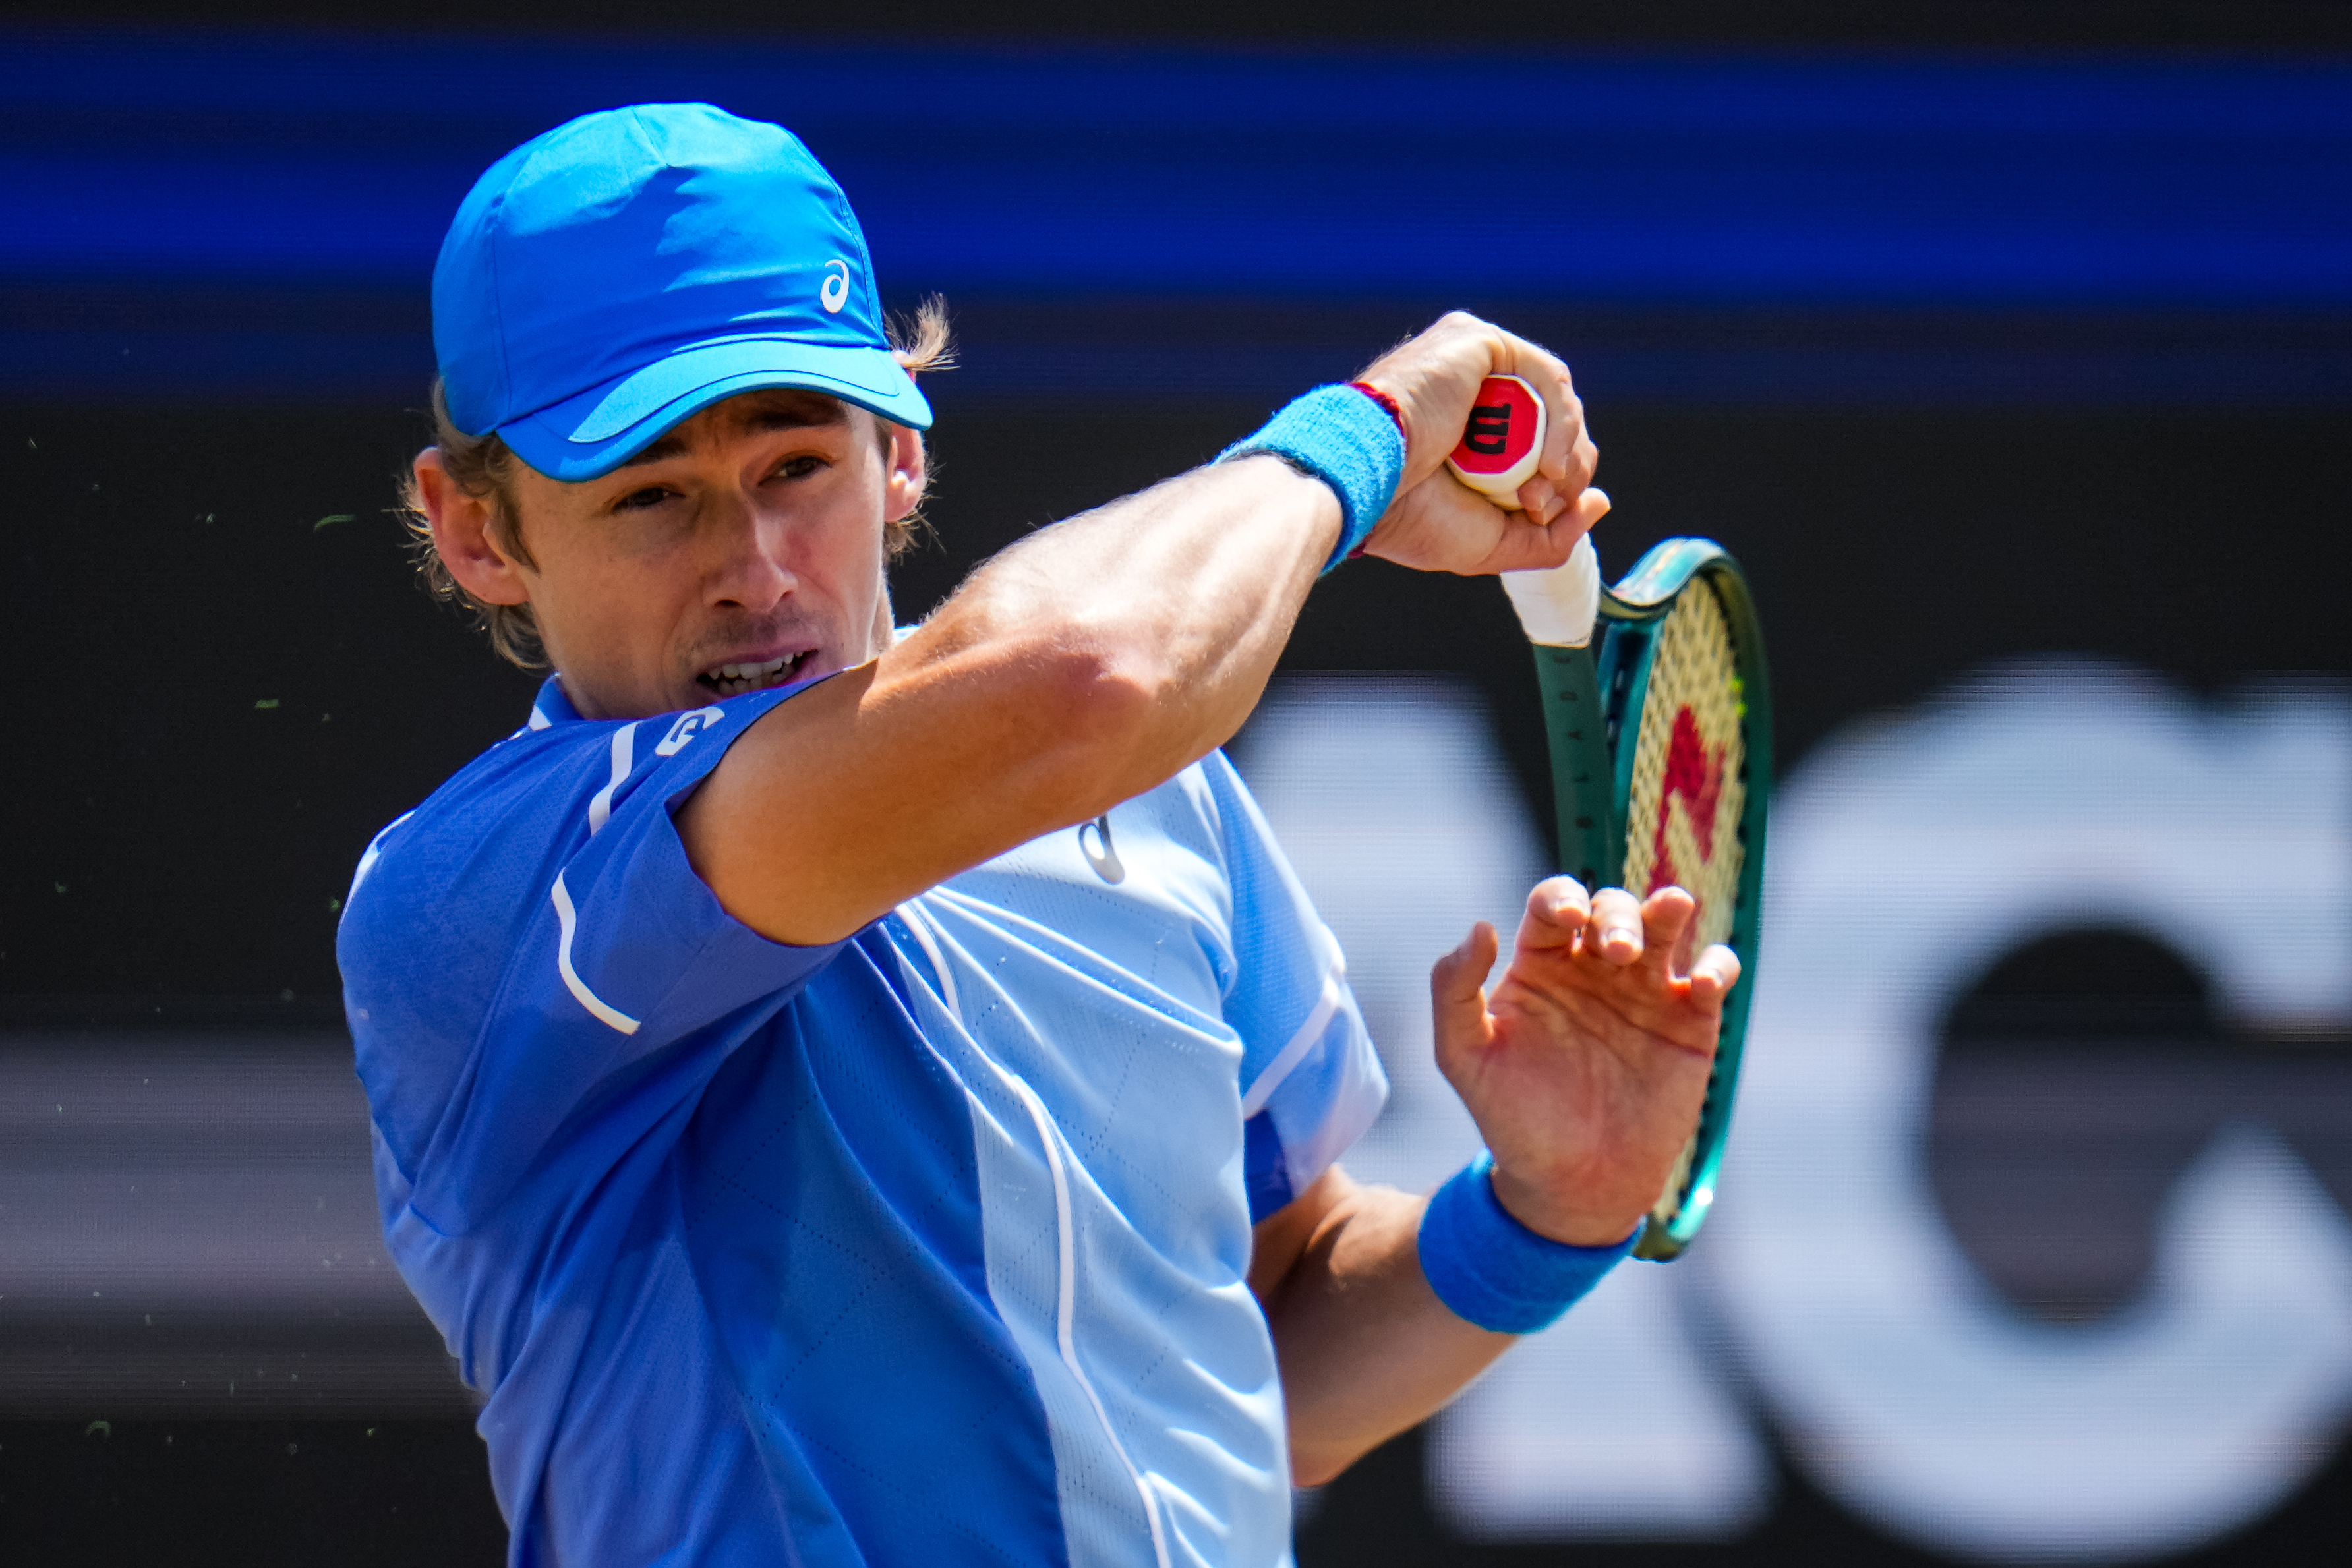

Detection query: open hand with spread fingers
xmin=1430 ymin=878 xmax=1741 ymax=1249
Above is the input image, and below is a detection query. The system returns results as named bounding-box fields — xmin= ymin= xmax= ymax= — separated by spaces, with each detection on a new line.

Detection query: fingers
xmin=1568 ymin=411 xmax=1598 ymax=494
xmin=1635 ymin=886 xmax=1699 ymax=979
xmin=1489 ymin=326 xmax=1589 ymax=494
xmin=1366 ymin=464 xmax=1598 ymax=577
xmin=1576 ymin=885 xmax=1703 ymax=977
xmin=1477 ymin=489 xmax=1611 ymax=575
xmin=1540 ymin=386 xmax=1595 ymax=498
xmin=1514 ymin=472 xmax=1562 ymax=525
xmin=1515 ymin=876 xmax=1591 ymax=957
xmin=1361 ymin=313 xmax=1595 ymax=502
xmin=1583 ymin=887 xmax=1646 ymax=966
xmin=1431 ymin=920 xmax=1502 ymax=1057
xmin=1353 ymin=306 xmax=1612 ymax=579
xmin=1434 ymin=919 xmax=1501 ymax=1003
xmin=1488 ymin=325 xmax=1597 ymax=524
xmin=1569 ymin=486 xmax=1612 ymax=535
xmin=1688 ymin=943 xmax=1742 ymax=1006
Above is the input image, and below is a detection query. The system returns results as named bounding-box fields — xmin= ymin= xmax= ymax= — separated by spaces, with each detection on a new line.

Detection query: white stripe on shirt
xmin=587 ymin=722 xmax=639 ymax=836
xmin=550 ymin=870 xmax=641 ymax=1035
xmin=1238 ymin=963 xmax=1345 ymax=1120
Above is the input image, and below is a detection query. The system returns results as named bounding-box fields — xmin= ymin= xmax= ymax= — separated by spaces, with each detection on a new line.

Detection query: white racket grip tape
xmin=1500 ymin=533 xmax=1602 ymax=649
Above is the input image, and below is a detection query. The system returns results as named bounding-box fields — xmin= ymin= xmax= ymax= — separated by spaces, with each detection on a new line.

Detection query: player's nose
xmin=703 ymin=494 xmax=796 ymax=612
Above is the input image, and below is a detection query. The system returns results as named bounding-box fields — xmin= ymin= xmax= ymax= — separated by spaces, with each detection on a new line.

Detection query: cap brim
xmin=498 ymin=336 xmax=934 ymax=482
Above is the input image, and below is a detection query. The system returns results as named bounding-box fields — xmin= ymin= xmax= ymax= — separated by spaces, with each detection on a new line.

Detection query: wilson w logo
xmin=1647 ymin=706 xmax=1726 ymax=898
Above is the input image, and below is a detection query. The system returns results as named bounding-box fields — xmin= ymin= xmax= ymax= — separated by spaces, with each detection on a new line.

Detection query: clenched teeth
xmin=701 ymin=652 xmax=804 ymax=696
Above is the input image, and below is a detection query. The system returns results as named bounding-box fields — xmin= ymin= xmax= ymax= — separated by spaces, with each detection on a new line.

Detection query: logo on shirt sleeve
xmin=655 ymin=706 xmax=727 ymax=757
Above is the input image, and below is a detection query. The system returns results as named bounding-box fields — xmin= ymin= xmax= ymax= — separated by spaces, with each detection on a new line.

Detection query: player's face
xmin=502 ymin=390 xmax=925 ymax=720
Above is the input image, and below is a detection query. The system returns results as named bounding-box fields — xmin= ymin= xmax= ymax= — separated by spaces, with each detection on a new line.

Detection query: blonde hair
xmin=401 ymin=295 xmax=954 ymax=670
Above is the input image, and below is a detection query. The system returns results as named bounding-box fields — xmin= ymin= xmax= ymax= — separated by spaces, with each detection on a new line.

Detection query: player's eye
xmin=610 ymin=485 xmax=672 ymax=513
xmin=771 ymin=454 xmax=824 ymax=484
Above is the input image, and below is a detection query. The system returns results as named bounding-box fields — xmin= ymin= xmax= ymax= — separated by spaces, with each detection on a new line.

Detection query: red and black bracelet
xmin=1347 ymin=379 xmax=1407 ymax=438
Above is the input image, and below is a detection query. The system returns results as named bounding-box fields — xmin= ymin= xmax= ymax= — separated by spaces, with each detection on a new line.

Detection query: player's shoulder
xmin=335 ymin=714 xmax=616 ymax=1031
xmin=351 ymin=719 xmax=614 ymax=913
xmin=330 ymin=711 xmax=629 ymax=1166
xmin=345 ymin=682 xmax=787 ymax=925
xmin=338 ymin=681 xmax=809 ymax=989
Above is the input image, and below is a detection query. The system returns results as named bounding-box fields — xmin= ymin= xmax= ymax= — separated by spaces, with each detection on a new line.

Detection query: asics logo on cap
xmin=821 ymin=260 xmax=851 ymax=314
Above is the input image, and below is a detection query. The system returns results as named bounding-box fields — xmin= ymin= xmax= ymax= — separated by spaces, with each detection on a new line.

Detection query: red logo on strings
xmin=1648 ymin=706 xmax=1726 ymax=902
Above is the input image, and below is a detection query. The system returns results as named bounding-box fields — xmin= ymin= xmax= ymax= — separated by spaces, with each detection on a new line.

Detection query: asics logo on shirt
xmin=1078 ymin=813 xmax=1126 ymax=885
xmin=655 ymin=707 xmax=725 ymax=757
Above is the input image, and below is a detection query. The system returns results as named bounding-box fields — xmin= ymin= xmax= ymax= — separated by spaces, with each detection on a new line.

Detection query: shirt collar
xmin=527 ymin=674 xmax=583 ymax=730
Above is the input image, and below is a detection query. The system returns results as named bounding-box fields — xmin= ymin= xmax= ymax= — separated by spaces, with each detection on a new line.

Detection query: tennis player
xmin=339 ymin=103 xmax=1738 ymax=1567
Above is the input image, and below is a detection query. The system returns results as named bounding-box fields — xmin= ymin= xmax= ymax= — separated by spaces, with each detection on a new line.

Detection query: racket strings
xmin=1618 ymin=579 xmax=1749 ymax=1232
xmin=1620 ymin=581 xmax=1747 ymax=956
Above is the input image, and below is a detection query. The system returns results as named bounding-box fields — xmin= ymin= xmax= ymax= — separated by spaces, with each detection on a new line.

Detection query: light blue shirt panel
xmin=878 ymin=910 xmax=1170 ymax=1568
xmin=900 ymin=752 xmax=1386 ymax=1568
xmin=903 ymin=884 xmax=1284 ymax=1568
xmin=1197 ymin=755 xmax=1387 ymax=1209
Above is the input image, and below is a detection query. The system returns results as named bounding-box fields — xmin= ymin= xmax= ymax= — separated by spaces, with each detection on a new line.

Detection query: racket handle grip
xmin=1446 ymin=374 xmax=1546 ymax=500
xmin=1501 ymin=533 xmax=1602 ymax=649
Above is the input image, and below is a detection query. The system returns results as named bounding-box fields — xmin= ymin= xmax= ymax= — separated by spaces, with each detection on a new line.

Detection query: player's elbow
xmin=1289 ymin=1444 xmax=1361 ymax=1491
xmin=1292 ymin=1454 xmax=1344 ymax=1490
xmin=1020 ymin=611 xmax=1247 ymax=819
xmin=1025 ymin=632 xmax=1165 ymax=774
xmin=927 ymin=591 xmax=1212 ymax=812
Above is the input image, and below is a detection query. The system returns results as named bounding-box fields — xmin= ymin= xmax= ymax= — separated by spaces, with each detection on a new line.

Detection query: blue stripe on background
xmin=20 ymin=308 xmax=2352 ymax=408
xmin=4 ymin=27 xmax=2350 ymax=403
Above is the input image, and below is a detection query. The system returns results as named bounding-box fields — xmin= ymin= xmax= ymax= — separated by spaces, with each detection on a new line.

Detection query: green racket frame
xmin=1527 ymin=538 xmax=1771 ymax=1260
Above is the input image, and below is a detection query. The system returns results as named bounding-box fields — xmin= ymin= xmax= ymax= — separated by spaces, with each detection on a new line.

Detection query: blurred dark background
xmin=3 ymin=1 xmax=2349 ymax=1563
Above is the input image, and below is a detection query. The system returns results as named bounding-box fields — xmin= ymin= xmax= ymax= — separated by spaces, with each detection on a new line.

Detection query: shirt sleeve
xmin=343 ymin=685 xmax=844 ymax=1234
xmin=1196 ymin=751 xmax=1388 ymax=1223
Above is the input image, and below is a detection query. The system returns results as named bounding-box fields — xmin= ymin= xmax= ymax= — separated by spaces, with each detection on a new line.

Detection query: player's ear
xmin=416 ymin=446 xmax=531 ymax=607
xmin=880 ymin=420 xmax=928 ymax=524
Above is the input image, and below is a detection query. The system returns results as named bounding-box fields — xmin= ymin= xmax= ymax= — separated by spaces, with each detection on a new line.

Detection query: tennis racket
xmin=1443 ymin=375 xmax=1771 ymax=1257
xmin=1492 ymin=533 xmax=1771 ymax=1260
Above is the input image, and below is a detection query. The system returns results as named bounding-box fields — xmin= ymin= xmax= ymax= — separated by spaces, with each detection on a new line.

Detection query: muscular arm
xmin=682 ymin=455 xmax=1341 ymax=945
xmin=1249 ymin=1165 xmax=1510 ymax=1488
xmin=682 ymin=315 xmax=1603 ymax=946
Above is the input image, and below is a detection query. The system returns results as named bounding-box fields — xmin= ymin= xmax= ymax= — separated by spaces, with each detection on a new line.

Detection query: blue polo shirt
xmin=338 ymin=674 xmax=1386 ymax=1568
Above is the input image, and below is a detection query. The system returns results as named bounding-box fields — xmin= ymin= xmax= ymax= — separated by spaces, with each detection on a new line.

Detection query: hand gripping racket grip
xmin=1446 ymin=374 xmax=1546 ymax=502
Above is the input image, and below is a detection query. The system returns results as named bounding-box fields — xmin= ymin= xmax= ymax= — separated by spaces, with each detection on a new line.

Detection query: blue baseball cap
xmin=432 ymin=103 xmax=932 ymax=482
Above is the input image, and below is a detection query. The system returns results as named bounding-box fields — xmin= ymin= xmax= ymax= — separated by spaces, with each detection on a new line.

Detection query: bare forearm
xmin=688 ymin=314 xmax=1597 ymax=946
xmin=689 ymin=453 xmax=1340 ymax=945
xmin=889 ymin=453 xmax=1340 ymax=807
xmin=1253 ymin=1168 xmax=1512 ymax=1487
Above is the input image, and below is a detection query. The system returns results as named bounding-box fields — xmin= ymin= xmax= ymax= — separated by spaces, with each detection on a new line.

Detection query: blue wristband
xmin=1216 ymin=384 xmax=1406 ymax=573
xmin=1417 ymin=1151 xmax=1641 ymax=1334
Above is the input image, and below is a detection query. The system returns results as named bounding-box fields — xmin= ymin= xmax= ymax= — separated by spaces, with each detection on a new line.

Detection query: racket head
xmin=1595 ymin=539 xmax=1772 ymax=1260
